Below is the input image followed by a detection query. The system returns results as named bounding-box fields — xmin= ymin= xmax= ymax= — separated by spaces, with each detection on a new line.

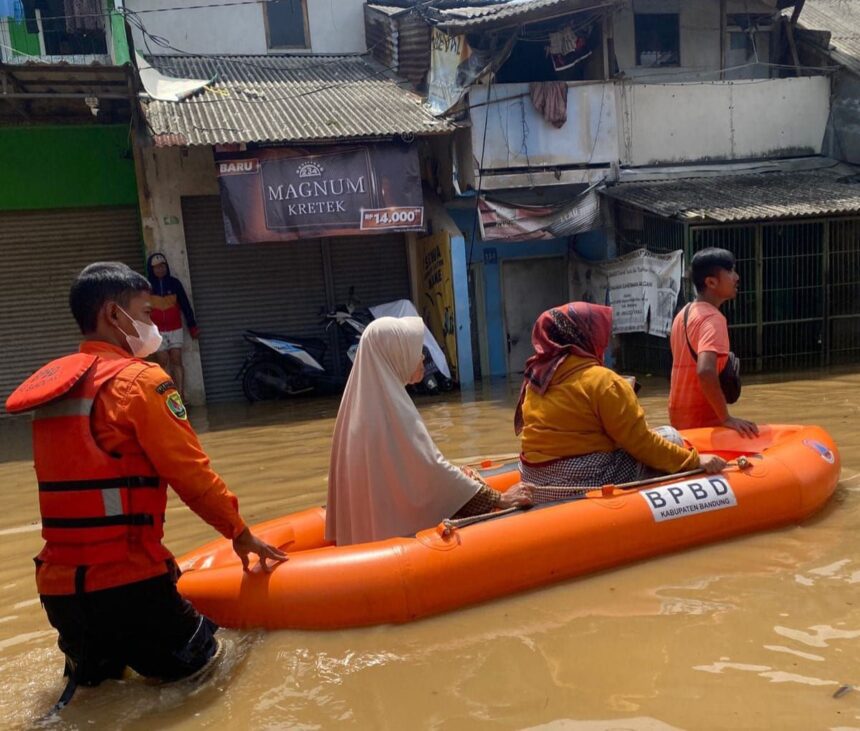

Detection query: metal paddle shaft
xmin=529 ymin=468 xmax=713 ymax=503
xmin=614 ymin=467 xmax=707 ymax=490
xmin=534 ymin=457 xmax=750 ymax=496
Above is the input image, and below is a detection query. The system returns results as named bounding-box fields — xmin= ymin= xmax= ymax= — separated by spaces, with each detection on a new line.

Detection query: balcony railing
xmin=0 ymin=11 xmax=112 ymax=65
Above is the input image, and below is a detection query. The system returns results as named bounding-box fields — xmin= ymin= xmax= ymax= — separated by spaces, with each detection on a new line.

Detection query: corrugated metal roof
xmin=397 ymin=12 xmax=432 ymax=88
xmin=432 ymin=0 xmax=618 ymax=30
xmin=365 ymin=5 xmax=431 ymax=89
xmin=365 ymin=7 xmax=400 ymax=73
xmin=798 ymin=0 xmax=860 ymax=76
xmin=141 ymin=54 xmax=452 ymax=147
xmin=602 ymin=169 xmax=860 ymax=222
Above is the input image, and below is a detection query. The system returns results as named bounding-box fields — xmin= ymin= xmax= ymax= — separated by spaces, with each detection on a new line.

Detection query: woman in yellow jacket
xmin=515 ymin=302 xmax=725 ymax=491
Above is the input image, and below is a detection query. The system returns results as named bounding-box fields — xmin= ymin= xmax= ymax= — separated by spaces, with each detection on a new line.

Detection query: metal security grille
xmin=828 ymin=219 xmax=860 ymax=366
xmin=182 ymin=196 xmax=410 ymax=402
xmin=183 ymin=196 xmax=328 ymax=402
xmin=689 ymin=220 xmax=856 ymax=373
xmin=0 ymin=207 xmax=143 ymax=414
xmin=613 ymin=206 xmax=860 ymax=375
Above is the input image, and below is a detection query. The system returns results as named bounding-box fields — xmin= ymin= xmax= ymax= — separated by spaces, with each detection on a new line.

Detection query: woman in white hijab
xmin=326 ymin=316 xmax=532 ymax=546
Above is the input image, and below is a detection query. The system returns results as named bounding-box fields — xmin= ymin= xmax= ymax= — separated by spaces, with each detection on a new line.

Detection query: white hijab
xmin=325 ymin=316 xmax=480 ymax=546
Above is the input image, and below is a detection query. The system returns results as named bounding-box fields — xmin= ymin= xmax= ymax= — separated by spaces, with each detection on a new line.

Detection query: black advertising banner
xmin=215 ymin=144 xmax=425 ymax=244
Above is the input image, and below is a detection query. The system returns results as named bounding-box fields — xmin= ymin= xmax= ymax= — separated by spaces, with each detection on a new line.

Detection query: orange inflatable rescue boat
xmin=177 ymin=424 xmax=840 ymax=630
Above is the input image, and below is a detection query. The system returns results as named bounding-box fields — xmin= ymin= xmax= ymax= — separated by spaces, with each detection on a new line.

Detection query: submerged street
xmin=1 ymin=371 xmax=858 ymax=730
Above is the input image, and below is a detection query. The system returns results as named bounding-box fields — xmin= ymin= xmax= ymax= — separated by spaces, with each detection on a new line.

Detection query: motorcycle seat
xmin=246 ymin=330 xmax=328 ymax=358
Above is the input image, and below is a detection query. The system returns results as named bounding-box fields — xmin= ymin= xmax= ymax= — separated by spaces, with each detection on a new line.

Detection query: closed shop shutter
xmin=0 ymin=206 xmax=143 ymax=413
xmin=182 ymin=196 xmax=328 ymax=402
xmin=182 ymin=197 xmax=412 ymax=402
xmin=329 ymin=235 xmax=411 ymax=307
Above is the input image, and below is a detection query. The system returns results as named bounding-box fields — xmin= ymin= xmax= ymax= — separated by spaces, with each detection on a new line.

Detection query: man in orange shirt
xmin=668 ymin=248 xmax=758 ymax=436
xmin=5 ymin=262 xmax=286 ymax=706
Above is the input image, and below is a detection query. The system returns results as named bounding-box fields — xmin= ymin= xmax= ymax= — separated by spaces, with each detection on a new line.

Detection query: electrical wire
xmin=0 ymin=6 xmax=445 ymax=144
xmin=2 ymin=0 xmax=297 ymax=24
xmin=626 ymin=59 xmax=840 ymax=82
xmin=468 ymin=74 xmax=493 ymax=266
xmin=122 ymin=8 xmax=424 ymax=109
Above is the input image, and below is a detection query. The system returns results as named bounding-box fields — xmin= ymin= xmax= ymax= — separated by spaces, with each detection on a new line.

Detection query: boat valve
xmin=736 ymin=456 xmax=751 ymax=470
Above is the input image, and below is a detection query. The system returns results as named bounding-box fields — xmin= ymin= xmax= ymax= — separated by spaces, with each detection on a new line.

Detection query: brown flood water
xmin=1 ymin=372 xmax=859 ymax=730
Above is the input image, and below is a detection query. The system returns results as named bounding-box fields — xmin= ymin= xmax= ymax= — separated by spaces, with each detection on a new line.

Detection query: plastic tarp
xmin=369 ymin=299 xmax=452 ymax=380
xmin=478 ymin=185 xmax=603 ymax=241
xmin=136 ymin=52 xmax=213 ymax=102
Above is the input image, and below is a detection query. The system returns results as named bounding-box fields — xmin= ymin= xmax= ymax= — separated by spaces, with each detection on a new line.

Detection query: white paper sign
xmin=640 ymin=476 xmax=737 ymax=522
xmin=570 ymin=248 xmax=683 ymax=337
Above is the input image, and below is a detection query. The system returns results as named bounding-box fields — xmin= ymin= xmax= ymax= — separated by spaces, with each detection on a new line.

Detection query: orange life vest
xmin=6 ymin=352 xmax=171 ymax=568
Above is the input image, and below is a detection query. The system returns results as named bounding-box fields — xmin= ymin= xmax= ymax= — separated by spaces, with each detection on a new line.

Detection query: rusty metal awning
xmin=141 ymin=54 xmax=453 ymax=147
xmin=602 ymin=168 xmax=860 ymax=223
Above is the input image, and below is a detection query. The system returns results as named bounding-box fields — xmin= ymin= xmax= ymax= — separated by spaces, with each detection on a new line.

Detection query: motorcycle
xmin=237 ymin=295 xmax=451 ymax=402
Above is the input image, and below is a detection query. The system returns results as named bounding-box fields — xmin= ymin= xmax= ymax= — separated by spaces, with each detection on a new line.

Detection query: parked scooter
xmin=237 ymin=293 xmax=449 ymax=401
xmin=237 ymin=329 xmax=336 ymax=402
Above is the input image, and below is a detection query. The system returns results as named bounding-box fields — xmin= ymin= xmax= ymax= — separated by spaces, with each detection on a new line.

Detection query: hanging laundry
xmin=548 ymin=22 xmax=593 ymax=72
xmin=64 ymin=0 xmax=104 ymax=33
xmin=529 ymin=81 xmax=568 ymax=129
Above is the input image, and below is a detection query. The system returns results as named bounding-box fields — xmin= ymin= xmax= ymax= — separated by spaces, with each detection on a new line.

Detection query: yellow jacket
xmin=520 ymin=355 xmax=699 ymax=474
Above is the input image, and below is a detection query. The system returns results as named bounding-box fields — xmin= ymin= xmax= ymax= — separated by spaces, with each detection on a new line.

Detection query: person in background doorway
xmin=5 ymin=262 xmax=285 ymax=707
xmin=146 ymin=252 xmax=199 ymax=398
xmin=668 ymin=248 xmax=758 ymax=436
xmin=516 ymin=302 xmax=726 ymax=492
xmin=326 ymin=317 xmax=532 ymax=546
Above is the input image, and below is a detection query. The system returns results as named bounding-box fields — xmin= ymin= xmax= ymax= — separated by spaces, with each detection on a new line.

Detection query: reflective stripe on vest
xmin=32 ymin=398 xmax=94 ymax=420
xmin=39 ymin=476 xmax=161 ymax=528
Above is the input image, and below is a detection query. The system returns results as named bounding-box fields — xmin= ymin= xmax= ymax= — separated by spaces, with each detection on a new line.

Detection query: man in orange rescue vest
xmin=5 ymin=261 xmax=287 ymax=704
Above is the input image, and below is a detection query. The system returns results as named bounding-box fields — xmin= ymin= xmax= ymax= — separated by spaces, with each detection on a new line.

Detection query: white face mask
xmin=117 ymin=306 xmax=163 ymax=358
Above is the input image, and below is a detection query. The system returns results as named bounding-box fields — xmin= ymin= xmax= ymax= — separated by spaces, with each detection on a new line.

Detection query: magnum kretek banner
xmin=215 ymin=144 xmax=425 ymax=244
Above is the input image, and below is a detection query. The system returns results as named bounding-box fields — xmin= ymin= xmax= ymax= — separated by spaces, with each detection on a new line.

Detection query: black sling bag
xmin=683 ymin=304 xmax=741 ymax=404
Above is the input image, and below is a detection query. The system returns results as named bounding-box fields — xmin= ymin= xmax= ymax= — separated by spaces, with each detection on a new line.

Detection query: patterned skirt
xmin=520 ymin=426 xmax=684 ymax=504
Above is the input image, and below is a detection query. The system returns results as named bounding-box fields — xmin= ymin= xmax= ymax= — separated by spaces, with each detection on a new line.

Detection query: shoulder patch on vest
xmin=155 ymin=379 xmax=177 ymax=395
xmin=166 ymin=392 xmax=187 ymax=420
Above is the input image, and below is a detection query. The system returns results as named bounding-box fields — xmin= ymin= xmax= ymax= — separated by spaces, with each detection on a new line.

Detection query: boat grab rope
xmin=438 ymin=457 xmax=751 ymax=537
xmin=531 ymin=456 xmax=751 ymax=503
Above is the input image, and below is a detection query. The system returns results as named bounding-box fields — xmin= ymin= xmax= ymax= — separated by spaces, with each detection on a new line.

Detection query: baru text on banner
xmin=215 ymin=144 xmax=425 ymax=244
